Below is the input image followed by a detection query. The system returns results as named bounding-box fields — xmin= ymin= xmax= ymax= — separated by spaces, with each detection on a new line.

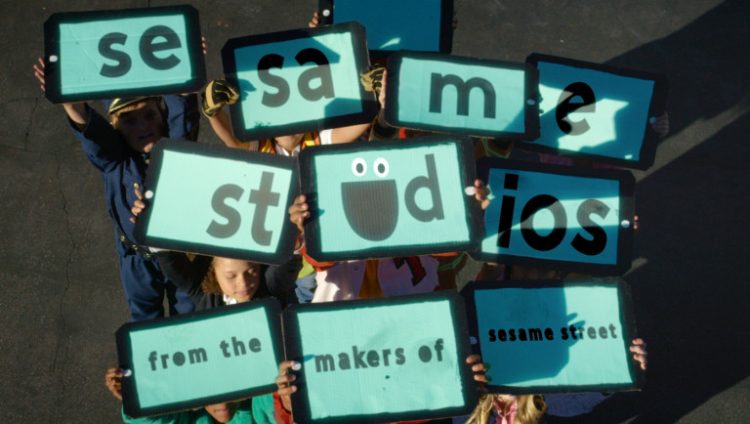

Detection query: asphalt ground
xmin=0 ymin=0 xmax=748 ymax=422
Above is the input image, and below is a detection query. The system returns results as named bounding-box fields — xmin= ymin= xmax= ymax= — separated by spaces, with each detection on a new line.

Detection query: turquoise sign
xmin=526 ymin=53 xmax=668 ymax=169
xmin=474 ymin=158 xmax=635 ymax=275
xmin=117 ymin=299 xmax=283 ymax=418
xmin=462 ymin=280 xmax=642 ymax=393
xmin=283 ymin=291 xmax=476 ymax=423
xmin=222 ymin=23 xmax=377 ymax=140
xmin=299 ymin=136 xmax=481 ymax=261
xmin=44 ymin=5 xmax=205 ymax=103
xmin=133 ymin=140 xmax=298 ymax=265
xmin=385 ymin=52 xmax=539 ymax=140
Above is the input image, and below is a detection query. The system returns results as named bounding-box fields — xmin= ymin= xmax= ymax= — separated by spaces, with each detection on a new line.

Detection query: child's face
xmin=275 ymin=133 xmax=304 ymax=147
xmin=204 ymin=402 xmax=238 ymax=423
xmin=116 ymin=102 xmax=165 ymax=154
xmin=212 ymin=257 xmax=261 ymax=303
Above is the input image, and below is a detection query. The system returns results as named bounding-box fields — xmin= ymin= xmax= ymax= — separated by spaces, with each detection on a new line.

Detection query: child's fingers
xmin=309 ymin=11 xmax=319 ymax=28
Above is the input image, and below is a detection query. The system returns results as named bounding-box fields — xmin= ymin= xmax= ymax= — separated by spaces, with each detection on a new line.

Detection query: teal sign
xmin=526 ymin=53 xmax=668 ymax=169
xmin=474 ymin=158 xmax=635 ymax=275
xmin=222 ymin=22 xmax=377 ymax=140
xmin=283 ymin=291 xmax=476 ymax=423
xmin=133 ymin=140 xmax=298 ymax=265
xmin=462 ymin=280 xmax=642 ymax=393
xmin=43 ymin=5 xmax=206 ymax=103
xmin=318 ymin=0 xmax=453 ymax=57
xmin=299 ymin=136 xmax=481 ymax=261
xmin=116 ymin=299 xmax=283 ymax=418
xmin=385 ymin=52 xmax=539 ymax=140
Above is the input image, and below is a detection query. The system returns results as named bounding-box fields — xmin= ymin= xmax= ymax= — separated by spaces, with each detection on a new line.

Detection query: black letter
xmin=529 ymin=328 xmax=543 ymax=341
xmin=497 ymin=173 xmax=519 ymax=248
xmin=405 ymin=154 xmax=444 ymax=222
xmin=314 ymin=354 xmax=335 ymax=372
xmin=258 ymin=54 xmax=290 ymax=107
xmin=173 ymin=351 xmax=185 ymax=366
xmin=395 ymin=348 xmax=406 ymax=365
xmin=188 ymin=348 xmax=208 ymax=364
xmin=571 ymin=199 xmax=610 ymax=256
xmin=366 ymin=350 xmax=380 ymax=367
xmin=556 ymin=82 xmax=596 ymax=135
xmin=520 ymin=195 xmax=567 ymax=251
xmin=207 ymin=184 xmax=243 ymax=239
xmin=248 ymin=172 xmax=280 ymax=246
xmin=249 ymin=338 xmax=261 ymax=353
xmin=609 ymin=324 xmax=618 ymax=338
xmin=429 ymin=73 xmax=496 ymax=118
xmin=418 ymin=345 xmax=432 ymax=362
xmin=545 ymin=328 xmax=554 ymax=340
xmin=220 ymin=341 xmax=231 ymax=358
xmin=231 ymin=336 xmax=246 ymax=356
xmin=353 ymin=346 xmax=368 ymax=369
xmin=139 ymin=25 xmax=181 ymax=70
xmin=99 ymin=32 xmax=131 ymax=77
xmin=488 ymin=329 xmax=496 ymax=342
xmin=338 ymin=353 xmax=351 ymax=369
xmin=561 ymin=327 xmax=569 ymax=340
xmin=295 ymin=48 xmax=334 ymax=101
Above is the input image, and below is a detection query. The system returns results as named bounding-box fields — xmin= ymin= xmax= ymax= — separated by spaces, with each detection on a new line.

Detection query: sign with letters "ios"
xmin=43 ymin=5 xmax=206 ymax=103
xmin=473 ymin=158 xmax=635 ymax=275
xmin=133 ymin=139 xmax=298 ymax=265
xmin=222 ymin=23 xmax=377 ymax=140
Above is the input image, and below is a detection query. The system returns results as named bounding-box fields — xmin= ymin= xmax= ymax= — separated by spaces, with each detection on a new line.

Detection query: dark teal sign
xmin=299 ymin=136 xmax=481 ymax=262
xmin=385 ymin=52 xmax=539 ymax=140
xmin=117 ymin=299 xmax=283 ymax=418
xmin=133 ymin=140 xmax=298 ymax=265
xmin=283 ymin=291 xmax=476 ymax=423
xmin=474 ymin=158 xmax=635 ymax=275
xmin=462 ymin=280 xmax=642 ymax=393
xmin=525 ymin=53 xmax=668 ymax=169
xmin=222 ymin=23 xmax=377 ymax=140
xmin=43 ymin=5 xmax=206 ymax=103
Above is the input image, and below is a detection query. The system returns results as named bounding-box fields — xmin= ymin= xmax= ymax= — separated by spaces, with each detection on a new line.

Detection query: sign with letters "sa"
xmin=524 ymin=53 xmax=668 ymax=170
xmin=299 ymin=136 xmax=482 ymax=262
xmin=44 ymin=5 xmax=206 ymax=103
xmin=473 ymin=158 xmax=635 ymax=275
xmin=283 ymin=291 xmax=477 ymax=423
xmin=386 ymin=52 xmax=540 ymax=140
xmin=133 ymin=139 xmax=299 ymax=265
xmin=117 ymin=298 xmax=283 ymax=418
xmin=222 ymin=23 xmax=377 ymax=140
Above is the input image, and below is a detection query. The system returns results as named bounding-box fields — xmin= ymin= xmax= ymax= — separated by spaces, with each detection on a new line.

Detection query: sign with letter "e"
xmin=44 ymin=5 xmax=206 ymax=103
xmin=133 ymin=139 xmax=299 ymax=265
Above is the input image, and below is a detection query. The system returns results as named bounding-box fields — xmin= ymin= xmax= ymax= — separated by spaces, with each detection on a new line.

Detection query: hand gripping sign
xmin=43 ymin=5 xmax=206 ymax=103
xmin=283 ymin=291 xmax=477 ymax=423
xmin=116 ymin=299 xmax=283 ymax=418
xmin=133 ymin=139 xmax=299 ymax=265
xmin=461 ymin=279 xmax=643 ymax=394
xmin=298 ymin=135 xmax=482 ymax=262
xmin=524 ymin=53 xmax=668 ymax=170
xmin=221 ymin=22 xmax=377 ymax=141
xmin=473 ymin=157 xmax=636 ymax=275
xmin=385 ymin=52 xmax=540 ymax=140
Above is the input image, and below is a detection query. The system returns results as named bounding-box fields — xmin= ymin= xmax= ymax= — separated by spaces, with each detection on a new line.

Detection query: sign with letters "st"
xmin=385 ymin=52 xmax=539 ymax=140
xmin=524 ymin=53 xmax=668 ymax=170
xmin=43 ymin=5 xmax=206 ymax=103
xmin=222 ymin=23 xmax=377 ymax=140
xmin=473 ymin=158 xmax=635 ymax=275
xmin=299 ymin=136 xmax=482 ymax=262
xmin=133 ymin=139 xmax=299 ymax=265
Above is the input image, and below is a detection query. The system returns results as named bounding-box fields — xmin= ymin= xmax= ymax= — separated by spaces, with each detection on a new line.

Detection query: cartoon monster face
xmin=341 ymin=156 xmax=398 ymax=241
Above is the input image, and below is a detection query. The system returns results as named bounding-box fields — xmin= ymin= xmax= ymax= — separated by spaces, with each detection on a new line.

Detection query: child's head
xmin=274 ymin=133 xmax=305 ymax=149
xmin=203 ymin=401 xmax=240 ymax=423
xmin=467 ymin=394 xmax=546 ymax=424
xmin=202 ymin=257 xmax=263 ymax=303
xmin=108 ymin=97 xmax=166 ymax=154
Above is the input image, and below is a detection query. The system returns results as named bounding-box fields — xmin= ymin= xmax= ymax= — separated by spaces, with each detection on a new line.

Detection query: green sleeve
xmin=121 ymin=406 xmax=191 ymax=424
xmin=250 ymin=394 xmax=276 ymax=424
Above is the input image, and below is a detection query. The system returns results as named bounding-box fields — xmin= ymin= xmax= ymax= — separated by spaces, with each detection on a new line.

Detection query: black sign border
xmin=132 ymin=139 xmax=299 ymax=265
xmin=298 ymin=135 xmax=482 ymax=262
xmin=384 ymin=51 xmax=540 ymax=141
xmin=317 ymin=0 xmax=454 ymax=59
xmin=282 ymin=291 xmax=478 ymax=424
xmin=524 ymin=52 xmax=669 ymax=170
xmin=43 ymin=5 xmax=207 ymax=104
xmin=221 ymin=22 xmax=377 ymax=141
xmin=471 ymin=157 xmax=635 ymax=275
xmin=460 ymin=279 xmax=644 ymax=394
xmin=117 ymin=297 xmax=283 ymax=418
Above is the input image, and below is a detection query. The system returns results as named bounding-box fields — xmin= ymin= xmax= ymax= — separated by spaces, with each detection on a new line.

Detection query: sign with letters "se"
xmin=462 ymin=280 xmax=642 ymax=393
xmin=473 ymin=158 xmax=635 ymax=275
xmin=133 ymin=139 xmax=299 ymax=265
xmin=222 ymin=23 xmax=377 ymax=140
xmin=299 ymin=136 xmax=482 ymax=262
xmin=44 ymin=5 xmax=206 ymax=103
xmin=386 ymin=52 xmax=540 ymax=140
xmin=117 ymin=299 xmax=283 ymax=418
xmin=524 ymin=53 xmax=668 ymax=170
xmin=283 ymin=291 xmax=477 ymax=424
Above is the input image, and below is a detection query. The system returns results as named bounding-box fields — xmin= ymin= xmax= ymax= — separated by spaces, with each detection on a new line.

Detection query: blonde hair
xmin=109 ymin=99 xmax=164 ymax=129
xmin=465 ymin=394 xmax=546 ymax=424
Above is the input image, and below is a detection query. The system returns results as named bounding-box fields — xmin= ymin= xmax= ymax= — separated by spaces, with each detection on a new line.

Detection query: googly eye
xmin=373 ymin=158 xmax=389 ymax=177
xmin=351 ymin=158 xmax=367 ymax=177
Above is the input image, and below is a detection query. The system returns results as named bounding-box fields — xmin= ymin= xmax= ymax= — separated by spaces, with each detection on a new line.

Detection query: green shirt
xmin=122 ymin=394 xmax=275 ymax=424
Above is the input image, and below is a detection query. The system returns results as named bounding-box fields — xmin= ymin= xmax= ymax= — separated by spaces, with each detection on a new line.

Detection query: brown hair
xmin=200 ymin=260 xmax=223 ymax=295
xmin=109 ymin=99 xmax=165 ymax=129
xmin=465 ymin=394 xmax=546 ymax=424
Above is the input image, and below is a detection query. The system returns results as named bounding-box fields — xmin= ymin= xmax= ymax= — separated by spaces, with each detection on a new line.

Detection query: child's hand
xmin=630 ymin=338 xmax=648 ymax=371
xmin=33 ymin=57 xmax=46 ymax=93
xmin=201 ymin=36 xmax=208 ymax=55
xmin=465 ymin=179 xmax=491 ymax=210
xmin=201 ymin=79 xmax=240 ymax=118
xmin=308 ymin=11 xmax=320 ymax=28
xmin=360 ymin=67 xmax=386 ymax=109
xmin=276 ymin=360 xmax=300 ymax=412
xmin=105 ymin=368 xmax=124 ymax=401
xmin=466 ymin=354 xmax=489 ymax=390
xmin=288 ymin=195 xmax=309 ymax=234
xmin=650 ymin=112 xmax=669 ymax=138
xmin=129 ymin=183 xmax=146 ymax=224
